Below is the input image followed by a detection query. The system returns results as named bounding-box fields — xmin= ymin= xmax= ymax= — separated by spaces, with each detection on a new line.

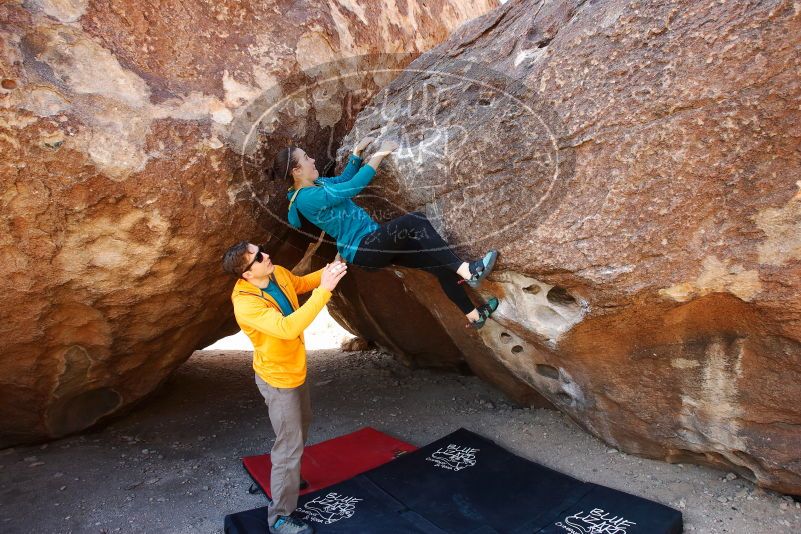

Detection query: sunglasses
xmin=241 ymin=244 xmax=268 ymax=276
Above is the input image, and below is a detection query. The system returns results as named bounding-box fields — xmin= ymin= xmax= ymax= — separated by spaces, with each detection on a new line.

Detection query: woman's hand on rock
xmin=353 ymin=136 xmax=375 ymax=157
xmin=375 ymin=139 xmax=399 ymax=156
xmin=365 ymin=139 xmax=400 ymax=170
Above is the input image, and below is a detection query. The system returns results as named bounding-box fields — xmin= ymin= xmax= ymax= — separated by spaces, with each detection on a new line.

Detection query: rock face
xmin=0 ymin=0 xmax=498 ymax=446
xmin=333 ymin=0 xmax=801 ymax=494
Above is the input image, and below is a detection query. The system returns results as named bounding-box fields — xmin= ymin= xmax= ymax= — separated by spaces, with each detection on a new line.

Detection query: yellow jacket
xmin=231 ymin=265 xmax=330 ymax=388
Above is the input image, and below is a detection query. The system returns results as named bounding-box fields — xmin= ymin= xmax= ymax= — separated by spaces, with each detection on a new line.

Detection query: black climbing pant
xmin=352 ymin=212 xmax=475 ymax=314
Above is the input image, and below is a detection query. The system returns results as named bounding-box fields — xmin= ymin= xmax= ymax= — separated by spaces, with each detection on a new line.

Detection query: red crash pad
xmin=242 ymin=427 xmax=416 ymax=498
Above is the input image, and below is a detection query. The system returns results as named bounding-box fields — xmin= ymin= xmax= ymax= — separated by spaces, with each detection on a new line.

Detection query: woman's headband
xmin=284 ymin=146 xmax=293 ymax=180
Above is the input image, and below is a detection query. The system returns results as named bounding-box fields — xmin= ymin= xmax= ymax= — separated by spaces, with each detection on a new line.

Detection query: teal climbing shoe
xmin=469 ymin=297 xmax=499 ymax=329
xmin=466 ymin=250 xmax=498 ymax=288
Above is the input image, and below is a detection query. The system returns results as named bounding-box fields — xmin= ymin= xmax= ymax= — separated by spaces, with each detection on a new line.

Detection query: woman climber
xmin=271 ymin=136 xmax=500 ymax=328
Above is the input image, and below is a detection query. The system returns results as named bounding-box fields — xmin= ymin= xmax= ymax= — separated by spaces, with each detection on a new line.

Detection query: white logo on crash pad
xmin=555 ymin=507 xmax=636 ymax=534
xmin=426 ymin=444 xmax=479 ymax=471
xmin=297 ymin=492 xmax=363 ymax=524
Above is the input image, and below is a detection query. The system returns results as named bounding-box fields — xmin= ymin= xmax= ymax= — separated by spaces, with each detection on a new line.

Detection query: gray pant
xmin=255 ymin=375 xmax=312 ymax=525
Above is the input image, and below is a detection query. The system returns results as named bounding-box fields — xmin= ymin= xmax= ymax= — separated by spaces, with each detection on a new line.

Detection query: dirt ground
xmin=2 ymin=347 xmax=800 ymax=533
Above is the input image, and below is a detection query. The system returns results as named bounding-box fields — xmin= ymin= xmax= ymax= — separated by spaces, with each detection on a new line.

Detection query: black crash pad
xmin=225 ymin=475 xmax=446 ymax=534
xmin=224 ymin=428 xmax=682 ymax=534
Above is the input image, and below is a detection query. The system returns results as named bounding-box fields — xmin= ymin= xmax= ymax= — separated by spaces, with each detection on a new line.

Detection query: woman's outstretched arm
xmin=300 ymin=139 xmax=399 ymax=208
xmin=319 ymin=136 xmax=375 ymax=185
xmin=325 ymin=139 xmax=399 ymax=197
xmin=363 ymin=139 xmax=399 ymax=172
xmin=320 ymin=154 xmax=362 ymax=185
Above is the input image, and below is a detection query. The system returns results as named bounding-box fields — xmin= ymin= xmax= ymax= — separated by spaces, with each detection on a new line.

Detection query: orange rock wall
xmin=0 ymin=0 xmax=498 ymax=445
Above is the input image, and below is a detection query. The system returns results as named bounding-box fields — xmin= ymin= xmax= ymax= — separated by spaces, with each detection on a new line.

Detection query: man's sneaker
xmin=468 ymin=297 xmax=500 ymax=329
xmin=465 ymin=250 xmax=498 ymax=288
xmin=270 ymin=515 xmax=314 ymax=534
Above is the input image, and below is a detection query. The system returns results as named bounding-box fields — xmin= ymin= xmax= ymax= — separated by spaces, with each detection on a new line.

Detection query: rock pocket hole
xmin=536 ymin=364 xmax=559 ymax=380
xmin=523 ymin=284 xmax=541 ymax=295
xmin=499 ymin=332 xmax=513 ymax=344
xmin=537 ymin=37 xmax=553 ymax=48
xmin=546 ymin=286 xmax=577 ymax=307
xmin=511 ymin=345 xmax=524 ymax=354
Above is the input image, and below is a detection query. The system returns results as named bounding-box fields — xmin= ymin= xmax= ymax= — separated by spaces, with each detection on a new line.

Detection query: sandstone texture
xmin=334 ymin=0 xmax=801 ymax=494
xmin=0 ymin=0 xmax=497 ymax=446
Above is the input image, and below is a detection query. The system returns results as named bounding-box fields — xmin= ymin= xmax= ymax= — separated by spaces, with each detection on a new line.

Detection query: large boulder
xmin=0 ymin=0 xmax=498 ymax=446
xmin=333 ymin=0 xmax=801 ymax=494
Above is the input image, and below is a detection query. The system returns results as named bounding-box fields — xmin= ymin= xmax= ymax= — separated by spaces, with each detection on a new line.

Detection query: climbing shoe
xmin=465 ymin=250 xmax=498 ymax=288
xmin=270 ymin=515 xmax=314 ymax=534
xmin=468 ymin=297 xmax=499 ymax=329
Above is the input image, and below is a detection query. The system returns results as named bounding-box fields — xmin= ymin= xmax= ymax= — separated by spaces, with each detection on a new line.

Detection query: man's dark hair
xmin=222 ymin=241 xmax=251 ymax=277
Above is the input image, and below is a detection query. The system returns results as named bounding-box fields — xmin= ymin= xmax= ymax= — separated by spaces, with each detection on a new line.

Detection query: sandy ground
xmin=2 ymin=347 xmax=800 ymax=533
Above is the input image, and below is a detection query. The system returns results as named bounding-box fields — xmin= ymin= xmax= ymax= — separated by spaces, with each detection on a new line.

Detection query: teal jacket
xmin=287 ymin=154 xmax=380 ymax=262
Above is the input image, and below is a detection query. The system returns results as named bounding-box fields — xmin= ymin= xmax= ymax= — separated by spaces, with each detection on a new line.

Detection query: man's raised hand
xmin=321 ymin=261 xmax=347 ymax=292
